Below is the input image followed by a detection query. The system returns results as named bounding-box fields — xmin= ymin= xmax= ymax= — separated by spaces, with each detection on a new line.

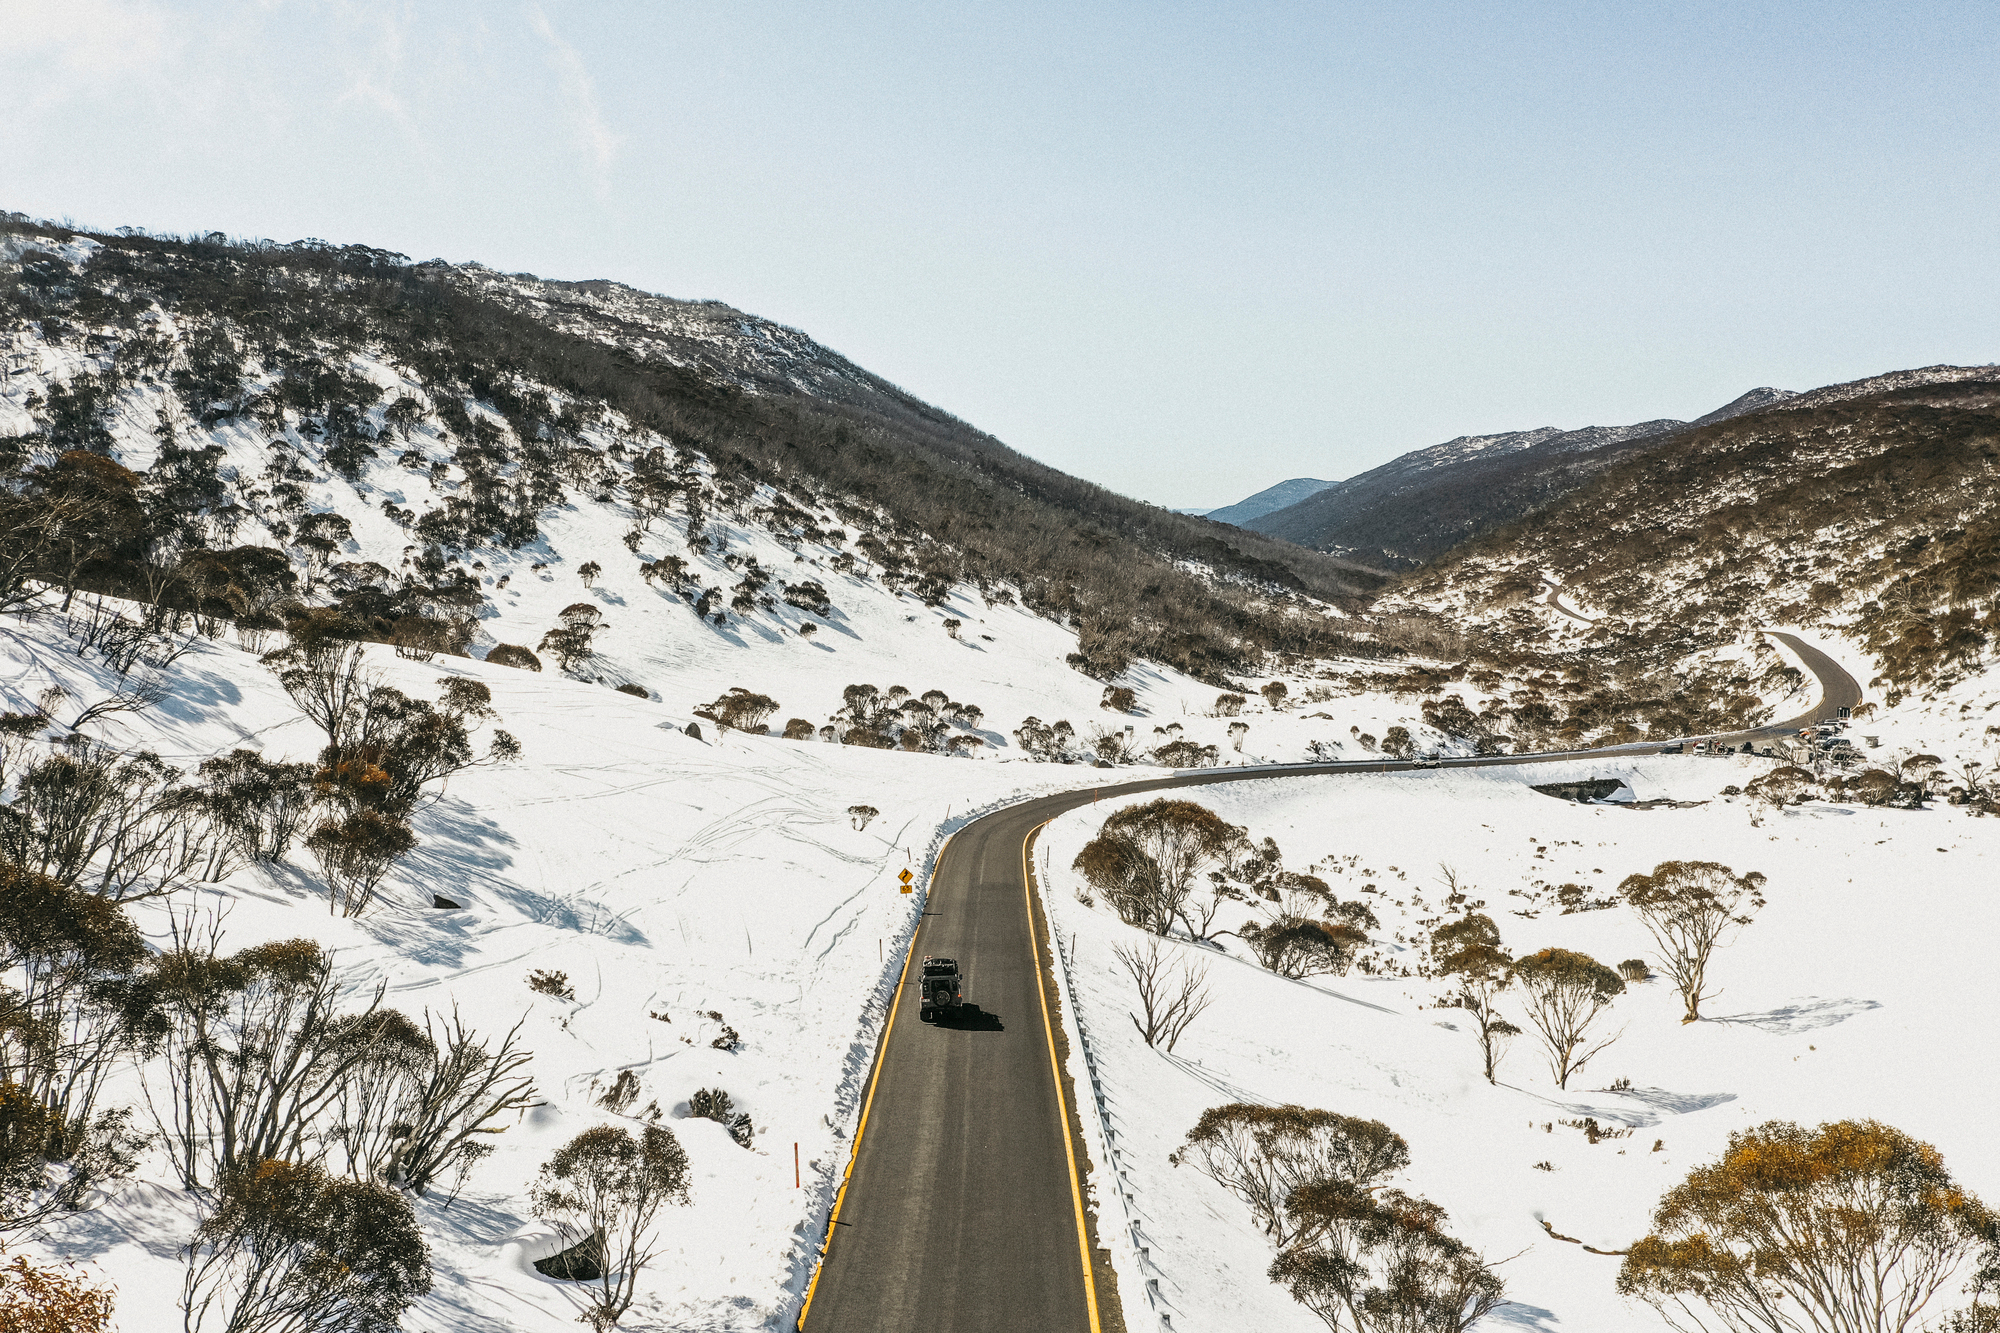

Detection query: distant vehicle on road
xmin=1660 ymin=743 xmax=1685 ymax=755
xmin=919 ymin=956 xmax=964 ymax=1022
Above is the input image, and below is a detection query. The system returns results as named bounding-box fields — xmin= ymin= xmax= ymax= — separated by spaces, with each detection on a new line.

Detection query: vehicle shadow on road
xmin=929 ymin=1003 xmax=1004 ymax=1032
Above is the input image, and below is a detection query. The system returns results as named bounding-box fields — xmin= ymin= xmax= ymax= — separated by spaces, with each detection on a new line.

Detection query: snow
xmin=4 ymin=616 xmax=1108 ymax=1330
xmin=1039 ymin=756 xmax=2000 ymax=1331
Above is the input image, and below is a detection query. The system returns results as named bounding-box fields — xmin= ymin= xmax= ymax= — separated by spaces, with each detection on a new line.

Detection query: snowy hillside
xmin=1388 ymin=372 xmax=2000 ymax=733
xmin=0 ymin=604 xmax=1117 ymax=1330
xmin=1041 ymin=755 xmax=2000 ymax=1331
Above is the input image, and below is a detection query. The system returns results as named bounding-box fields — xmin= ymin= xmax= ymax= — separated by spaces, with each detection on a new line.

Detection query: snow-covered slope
xmin=1042 ymin=756 xmax=2000 ymax=1331
xmin=2 ymin=606 xmax=1115 ymax=1330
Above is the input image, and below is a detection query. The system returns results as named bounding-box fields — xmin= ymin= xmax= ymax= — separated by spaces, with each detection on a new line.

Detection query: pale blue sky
xmin=4 ymin=1 xmax=1995 ymax=507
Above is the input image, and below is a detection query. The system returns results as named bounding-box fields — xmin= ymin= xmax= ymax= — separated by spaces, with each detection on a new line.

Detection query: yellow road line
xmin=796 ymin=834 xmax=950 ymax=1331
xmin=1022 ymin=818 xmax=1104 ymax=1333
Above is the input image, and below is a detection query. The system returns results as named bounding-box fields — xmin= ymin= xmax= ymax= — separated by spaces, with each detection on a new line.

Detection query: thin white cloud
xmin=526 ymin=3 xmax=618 ymax=192
xmin=330 ymin=0 xmax=413 ymax=123
xmin=0 ymin=0 xmax=185 ymax=109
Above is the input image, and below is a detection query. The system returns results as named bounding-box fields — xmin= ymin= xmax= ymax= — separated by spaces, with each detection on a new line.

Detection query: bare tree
xmin=1618 ymin=861 xmax=1767 ymax=1023
xmin=1112 ymin=937 xmax=1212 ymax=1052
xmin=324 ymin=1007 xmax=534 ymax=1195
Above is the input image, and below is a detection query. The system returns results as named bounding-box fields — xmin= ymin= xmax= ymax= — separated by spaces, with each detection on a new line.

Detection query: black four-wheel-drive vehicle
xmin=918 ymin=956 xmax=964 ymax=1021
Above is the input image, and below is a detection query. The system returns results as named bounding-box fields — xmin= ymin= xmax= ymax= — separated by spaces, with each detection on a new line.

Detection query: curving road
xmin=796 ymin=633 xmax=1859 ymax=1333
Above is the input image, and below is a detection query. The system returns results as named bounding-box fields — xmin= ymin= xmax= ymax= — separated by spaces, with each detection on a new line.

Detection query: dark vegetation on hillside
xmin=1 ymin=212 xmax=1398 ymax=685
xmin=1407 ymin=381 xmax=2000 ymax=702
xmin=1247 ymin=428 xmax=1680 ymax=566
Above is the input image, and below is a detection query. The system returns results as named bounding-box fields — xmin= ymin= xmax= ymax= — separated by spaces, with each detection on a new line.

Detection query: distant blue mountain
xmin=1204 ymin=478 xmax=1336 ymax=527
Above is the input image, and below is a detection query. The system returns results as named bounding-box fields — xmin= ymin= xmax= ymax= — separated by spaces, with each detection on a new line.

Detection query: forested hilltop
xmin=0 ymin=213 xmax=1393 ymax=690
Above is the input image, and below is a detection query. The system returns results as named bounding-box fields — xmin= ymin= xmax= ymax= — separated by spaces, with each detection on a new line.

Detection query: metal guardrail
xmin=1044 ymin=839 xmax=1176 ymax=1332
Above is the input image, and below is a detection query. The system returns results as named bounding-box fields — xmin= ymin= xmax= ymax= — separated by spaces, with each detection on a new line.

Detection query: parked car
xmin=1660 ymin=743 xmax=1685 ymax=755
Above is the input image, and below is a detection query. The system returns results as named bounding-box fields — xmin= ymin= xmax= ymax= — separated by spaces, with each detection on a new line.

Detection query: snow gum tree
xmin=1072 ymin=799 xmax=1245 ymax=937
xmin=1509 ymin=948 xmax=1624 ymax=1089
xmin=1618 ymin=860 xmax=1766 ymax=1023
xmin=1274 ymin=1186 xmax=1507 ymax=1333
xmin=1173 ymin=1104 xmax=1409 ymax=1247
xmin=182 ymin=1157 xmax=430 ymax=1333
xmin=531 ymin=1123 xmax=692 ymax=1331
xmin=1430 ymin=914 xmax=1518 ymax=1084
xmin=1618 ymin=1119 xmax=2000 ymax=1333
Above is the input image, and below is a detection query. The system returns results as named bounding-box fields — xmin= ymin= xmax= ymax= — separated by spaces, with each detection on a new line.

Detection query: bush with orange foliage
xmin=0 ymin=1248 xmax=114 ymax=1333
xmin=1619 ymin=1119 xmax=2000 ymax=1333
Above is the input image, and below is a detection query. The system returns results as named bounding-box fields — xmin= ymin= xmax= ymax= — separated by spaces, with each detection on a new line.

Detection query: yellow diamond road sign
xmin=898 ymin=868 xmax=914 ymax=885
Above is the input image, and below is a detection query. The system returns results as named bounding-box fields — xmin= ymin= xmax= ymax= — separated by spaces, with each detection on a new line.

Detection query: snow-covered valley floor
xmin=10 ymin=594 xmax=1996 ymax=1333
xmin=1041 ymin=757 xmax=2000 ymax=1332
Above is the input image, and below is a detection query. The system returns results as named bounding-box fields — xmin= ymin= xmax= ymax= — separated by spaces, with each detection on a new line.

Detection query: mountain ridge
xmin=1217 ymin=385 xmax=1802 ymax=565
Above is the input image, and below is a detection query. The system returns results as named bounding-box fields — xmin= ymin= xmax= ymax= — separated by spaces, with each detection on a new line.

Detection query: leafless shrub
xmin=1112 ymin=937 xmax=1211 ymax=1052
xmin=528 ymin=970 xmax=576 ymax=1001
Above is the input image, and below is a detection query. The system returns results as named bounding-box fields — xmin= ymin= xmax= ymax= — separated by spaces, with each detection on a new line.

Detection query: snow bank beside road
xmin=1041 ymin=758 xmax=2000 ymax=1331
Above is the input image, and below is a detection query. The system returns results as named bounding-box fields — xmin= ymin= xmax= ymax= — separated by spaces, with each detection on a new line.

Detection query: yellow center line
xmin=796 ymin=834 xmax=951 ymax=1331
xmin=1023 ymin=816 xmax=1104 ymax=1333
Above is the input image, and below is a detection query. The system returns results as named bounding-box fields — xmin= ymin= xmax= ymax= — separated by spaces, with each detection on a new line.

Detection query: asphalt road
xmin=797 ymin=632 xmax=1859 ymax=1333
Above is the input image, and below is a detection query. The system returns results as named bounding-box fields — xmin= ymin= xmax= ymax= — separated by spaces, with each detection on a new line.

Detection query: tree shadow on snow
xmin=1488 ymin=1299 xmax=1564 ymax=1331
xmin=1534 ymin=1085 xmax=1738 ymax=1128
xmin=359 ymin=797 xmax=652 ymax=963
xmin=1704 ymin=997 xmax=1880 ymax=1033
xmin=1158 ymin=1050 xmax=1274 ymax=1108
